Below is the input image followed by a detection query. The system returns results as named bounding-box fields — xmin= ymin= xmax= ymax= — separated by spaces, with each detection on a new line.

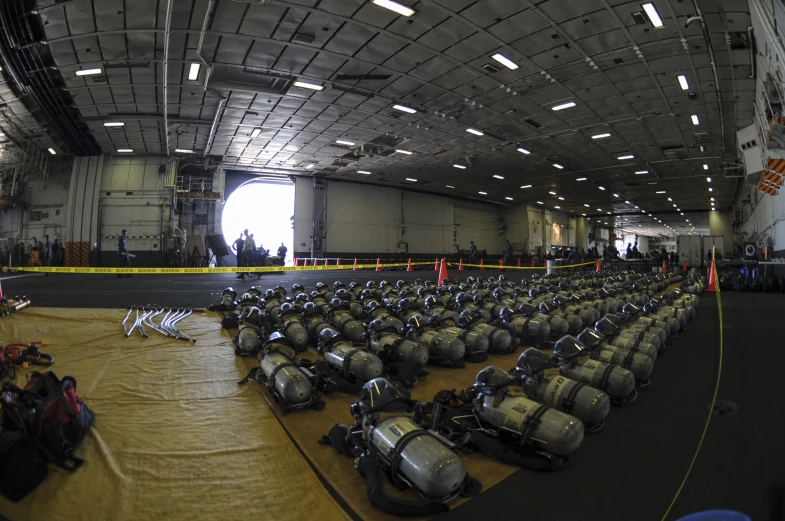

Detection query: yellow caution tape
xmin=451 ymin=260 xmax=598 ymax=270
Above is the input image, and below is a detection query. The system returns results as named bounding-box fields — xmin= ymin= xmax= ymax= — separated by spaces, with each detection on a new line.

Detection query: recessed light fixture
xmin=47 ymin=147 xmax=57 ymax=155
xmin=582 ymin=213 xmax=587 ymax=216
xmin=656 ymin=190 xmax=666 ymax=194
xmin=576 ymin=177 xmax=587 ymax=181
xmin=466 ymin=128 xmax=484 ymax=136
xmin=103 ymin=122 xmax=124 ymax=127
xmin=677 ymin=75 xmax=690 ymax=90
xmin=597 ymin=208 xmax=602 ymax=212
xmin=711 ymin=197 xmax=715 ymax=201
xmin=293 ymin=81 xmax=324 ymax=91
xmin=517 ymin=147 xmax=531 ymax=155
xmin=703 ymin=164 xmax=709 ymax=170
xmin=607 ymin=212 xmax=611 ymax=215
xmin=700 ymin=145 xmax=705 ymax=152
xmin=668 ymin=197 xmax=673 ymax=201
xmin=174 ymin=149 xmax=194 ymax=153
xmin=392 ymin=104 xmax=417 ymax=114
xmin=598 ymin=186 xmax=606 ymax=191
xmin=478 ymin=191 xmax=488 ymax=195
xmin=635 ymin=205 xmax=639 ymax=209
xmin=537 ymin=201 xmax=544 ymax=205
xmin=672 ymin=204 xmax=677 ymax=207
xmin=552 ymin=102 xmax=576 ymax=111
xmin=505 ymin=196 xmax=514 ymax=201
xmin=335 ymin=140 xmax=355 ymax=146
xmin=188 ymin=63 xmax=201 ymax=81
xmin=117 ymin=148 xmax=133 ymax=153
xmin=491 ymin=53 xmax=519 ymax=70
xmin=75 ymin=68 xmax=102 ymax=76
xmin=520 ymin=185 xmax=532 ymax=189
xmin=625 ymin=200 xmax=631 ymax=204
xmin=372 ymin=0 xmax=415 ymax=17
xmin=613 ymin=193 xmax=620 ymax=198
xmin=709 ymin=187 xmax=713 ymax=192
xmin=617 ymin=154 xmax=635 ymax=160
xmin=554 ymin=205 xmax=561 ymax=209
xmin=306 ymin=164 xmax=315 ymax=169
xmin=453 ymin=164 xmax=467 ymax=169
xmin=642 ymin=3 xmax=664 ymax=28
xmin=691 ymin=114 xmax=700 ymax=125
xmin=357 ymin=170 xmax=372 ymax=175
xmin=493 ymin=174 xmax=505 ymax=179
xmin=558 ymin=197 xmax=565 ymax=201
xmin=446 ymin=185 xmax=455 ymax=188
xmin=584 ymin=204 xmax=590 ymax=207
xmin=549 ymin=191 xmax=557 ymax=195
xmin=405 ymin=178 xmax=418 ymax=182
xmin=395 ymin=149 xmax=412 ymax=155
xmin=591 ymin=133 xmax=611 ymax=139
xmin=553 ymin=164 xmax=564 ymax=169
xmin=250 ymin=128 xmax=262 ymax=138
xmin=706 ymin=177 xmax=712 ymax=182
xmin=634 ymin=170 xmax=648 ymax=175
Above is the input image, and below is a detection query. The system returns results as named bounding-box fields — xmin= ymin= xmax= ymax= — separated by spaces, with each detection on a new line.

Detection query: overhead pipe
xmin=162 ymin=0 xmax=174 ymax=156
xmin=748 ymin=26 xmax=756 ymax=79
xmin=691 ymin=0 xmax=725 ymax=152
xmin=198 ymin=2 xmax=226 ymax=155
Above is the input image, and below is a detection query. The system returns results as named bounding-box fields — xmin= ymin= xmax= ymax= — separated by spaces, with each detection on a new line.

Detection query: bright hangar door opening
xmin=221 ymin=180 xmax=294 ymax=264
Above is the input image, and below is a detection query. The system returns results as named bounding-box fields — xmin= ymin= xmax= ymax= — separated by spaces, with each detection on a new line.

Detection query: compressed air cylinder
xmin=369 ymin=416 xmax=466 ymax=498
xmin=412 ymin=330 xmax=465 ymax=363
xmin=323 ymin=344 xmax=384 ymax=382
xmin=558 ymin=312 xmax=584 ymax=335
xmin=595 ymin=347 xmax=654 ymax=382
xmin=261 ymin=351 xmax=313 ymax=405
xmin=303 ymin=316 xmax=332 ymax=340
xmin=331 ymin=312 xmax=366 ymax=343
xmin=559 ymin=358 xmax=636 ymax=401
xmin=236 ymin=323 xmax=262 ymax=355
xmin=605 ymin=335 xmax=659 ymax=362
xmin=534 ymin=313 xmax=569 ymax=338
xmin=462 ymin=303 xmax=492 ymax=322
xmin=616 ymin=327 xmax=662 ymax=354
xmin=369 ymin=335 xmax=430 ymax=367
xmin=651 ymin=312 xmax=681 ymax=335
xmin=565 ymin=306 xmax=596 ymax=327
xmin=521 ymin=374 xmax=610 ymax=428
xmin=440 ymin=326 xmax=489 ymax=358
xmin=348 ymin=301 xmax=364 ymax=319
xmin=507 ymin=316 xmax=551 ymax=342
xmin=470 ymin=323 xmax=513 ymax=354
xmin=621 ymin=320 xmax=666 ymax=346
xmin=281 ymin=318 xmax=309 ymax=351
xmin=659 ymin=306 xmax=687 ymax=328
xmin=478 ymin=393 xmax=584 ymax=456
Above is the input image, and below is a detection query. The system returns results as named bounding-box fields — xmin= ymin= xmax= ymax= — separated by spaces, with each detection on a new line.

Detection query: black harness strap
xmin=268 ymin=361 xmax=297 ymax=386
xmin=341 ymin=348 xmax=363 ymax=378
xmin=519 ymin=403 xmax=551 ymax=446
xmin=598 ymin=364 xmax=615 ymax=391
xmin=622 ymin=350 xmax=637 ymax=369
xmin=561 ymin=382 xmax=586 ymax=414
xmin=388 ymin=429 xmax=430 ymax=481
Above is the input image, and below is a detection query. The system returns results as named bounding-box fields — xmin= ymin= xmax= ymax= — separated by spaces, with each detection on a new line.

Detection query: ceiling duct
xmin=661 ymin=144 xmax=687 ymax=160
xmin=335 ymin=74 xmax=392 ymax=81
xmin=331 ymin=84 xmax=374 ymax=98
xmin=104 ymin=61 xmax=151 ymax=69
xmin=206 ymin=64 xmax=293 ymax=95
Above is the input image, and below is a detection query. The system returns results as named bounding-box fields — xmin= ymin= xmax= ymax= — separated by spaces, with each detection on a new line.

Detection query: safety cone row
xmin=437 ymin=257 xmax=448 ymax=286
xmin=406 ymin=258 xmax=413 ymax=272
xmin=458 ymin=258 xmax=464 ymax=271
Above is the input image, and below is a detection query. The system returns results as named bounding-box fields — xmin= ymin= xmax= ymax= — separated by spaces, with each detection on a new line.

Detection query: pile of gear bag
xmin=211 ymin=270 xmax=706 ymax=516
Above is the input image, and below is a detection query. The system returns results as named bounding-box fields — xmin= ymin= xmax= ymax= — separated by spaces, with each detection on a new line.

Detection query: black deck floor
xmin=1 ymin=271 xmax=780 ymax=521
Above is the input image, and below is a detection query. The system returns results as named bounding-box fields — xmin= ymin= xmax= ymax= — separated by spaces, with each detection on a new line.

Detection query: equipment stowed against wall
xmin=121 ymin=306 xmax=201 ymax=342
xmin=320 ymin=378 xmax=481 ymax=516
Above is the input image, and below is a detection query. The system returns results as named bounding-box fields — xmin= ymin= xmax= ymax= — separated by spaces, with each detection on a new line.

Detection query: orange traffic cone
xmin=480 ymin=258 xmax=485 ymax=271
xmin=458 ymin=258 xmax=464 ymax=271
xmin=683 ymin=261 xmax=687 ymax=272
xmin=517 ymin=258 xmax=521 ymax=268
xmin=434 ymin=258 xmax=439 ymax=271
xmin=499 ymin=258 xmax=504 ymax=268
xmin=707 ymin=260 xmax=716 ymax=292
xmin=662 ymin=260 xmax=667 ymax=274
xmin=531 ymin=258 xmax=535 ymax=268
xmin=294 ymin=258 xmax=299 ymax=267
xmin=406 ymin=258 xmax=413 ymax=272
xmin=337 ymin=258 xmax=341 ymax=266
xmin=304 ymin=259 xmax=309 ymax=267
xmin=596 ymin=259 xmax=601 ymax=273
xmin=376 ymin=258 xmax=382 ymax=272
xmin=353 ymin=258 xmax=358 ymax=271
xmin=438 ymin=258 xmax=449 ymax=286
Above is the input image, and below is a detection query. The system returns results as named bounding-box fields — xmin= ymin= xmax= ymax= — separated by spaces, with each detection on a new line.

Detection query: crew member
xmin=468 ymin=241 xmax=477 ymax=264
xmin=502 ymin=240 xmax=513 ymax=269
xmin=44 ymin=235 xmax=52 ymax=275
xmin=277 ymin=242 xmax=288 ymax=264
xmin=239 ymin=231 xmax=256 ymax=280
xmin=118 ymin=229 xmax=131 ymax=278
xmin=52 ymin=238 xmax=61 ymax=266
xmin=232 ymin=233 xmax=245 ymax=271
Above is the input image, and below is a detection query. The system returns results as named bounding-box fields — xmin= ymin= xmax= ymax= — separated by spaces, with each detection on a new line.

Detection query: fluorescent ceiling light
xmin=597 ymin=208 xmax=602 ymax=212
xmin=677 ymin=75 xmax=690 ymax=90
xmin=395 ymin=149 xmax=412 ymax=155
xmin=517 ymin=147 xmax=531 ymax=155
xmin=711 ymin=197 xmax=715 ymax=201
xmin=617 ymin=154 xmax=635 ymax=160
xmin=466 ymin=128 xmax=484 ymax=136
xmin=553 ymin=164 xmax=564 ymax=169
xmin=673 ymin=204 xmax=677 ymax=207
xmin=537 ymin=201 xmax=544 ymax=205
xmin=357 ymin=170 xmax=372 ymax=175
xmin=453 ymin=164 xmax=467 ymax=169
xmin=642 ymin=3 xmax=664 ymax=28
xmin=598 ymin=186 xmax=606 ymax=191
xmin=607 ymin=212 xmax=611 ymax=215
xmin=582 ymin=213 xmax=587 ymax=216
xmin=505 ymin=196 xmax=514 ymax=201
xmin=584 ymin=204 xmax=590 ymax=207
xmin=520 ymin=185 xmax=532 ymax=189
xmin=592 ymin=133 xmax=611 ymax=139
xmin=656 ymin=190 xmax=666 ymax=194
xmin=634 ymin=171 xmax=648 ymax=175
xmin=103 ymin=122 xmax=124 ymax=127
xmin=554 ymin=205 xmax=561 ymax=209
xmin=47 ymin=148 xmax=56 ymax=155
xmin=306 ymin=164 xmax=315 ymax=169
xmin=552 ymin=102 xmax=576 ymax=111
xmin=174 ymin=149 xmax=194 ymax=153
xmin=392 ymin=104 xmax=417 ymax=114
xmin=613 ymin=193 xmax=620 ymax=198
xmin=709 ymin=187 xmax=713 ymax=192
xmin=371 ymin=0 xmax=416 ymax=17
xmin=625 ymin=200 xmax=631 ymax=204
xmin=558 ymin=196 xmax=565 ymax=201
xmin=293 ymin=81 xmax=324 ymax=91
xmin=703 ymin=164 xmax=709 ymax=170
xmin=188 ymin=63 xmax=201 ymax=81
xmin=405 ymin=178 xmax=418 ymax=182
xmin=491 ymin=53 xmax=519 ymax=71
xmin=700 ymin=145 xmax=705 ymax=152
xmin=668 ymin=197 xmax=673 ymax=201
xmin=116 ymin=148 xmax=133 ymax=153
xmin=706 ymin=177 xmax=712 ymax=182
xmin=75 ymin=68 xmax=102 ymax=76
xmin=691 ymin=114 xmax=700 ymax=125
xmin=250 ymin=128 xmax=262 ymax=138
xmin=478 ymin=191 xmax=488 ymax=195
xmin=493 ymin=174 xmax=505 ymax=179
xmin=576 ymin=177 xmax=587 ymax=181
xmin=549 ymin=191 xmax=557 ymax=195
xmin=446 ymin=185 xmax=455 ymax=188
xmin=335 ymin=140 xmax=355 ymax=146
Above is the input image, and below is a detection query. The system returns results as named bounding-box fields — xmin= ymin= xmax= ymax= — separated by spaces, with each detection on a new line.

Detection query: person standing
xmin=44 ymin=235 xmax=52 ymax=275
xmin=502 ymin=240 xmax=513 ymax=269
xmin=52 ymin=238 xmax=61 ymax=266
xmin=468 ymin=241 xmax=477 ymax=265
xmin=239 ymin=232 xmax=256 ymax=280
xmin=118 ymin=229 xmax=131 ymax=278
xmin=232 ymin=233 xmax=245 ymax=277
xmin=277 ymin=242 xmax=288 ymax=264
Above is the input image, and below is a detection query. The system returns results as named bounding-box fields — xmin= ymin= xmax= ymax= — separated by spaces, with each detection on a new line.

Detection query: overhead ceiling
xmin=2 ymin=0 xmax=755 ymax=237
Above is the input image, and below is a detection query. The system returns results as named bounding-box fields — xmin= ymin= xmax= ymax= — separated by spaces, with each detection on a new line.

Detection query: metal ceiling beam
xmin=162 ymin=0 xmax=174 ymax=156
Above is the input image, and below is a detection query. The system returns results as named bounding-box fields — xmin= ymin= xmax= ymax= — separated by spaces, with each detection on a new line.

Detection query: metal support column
xmin=311 ymin=176 xmax=326 ymax=258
